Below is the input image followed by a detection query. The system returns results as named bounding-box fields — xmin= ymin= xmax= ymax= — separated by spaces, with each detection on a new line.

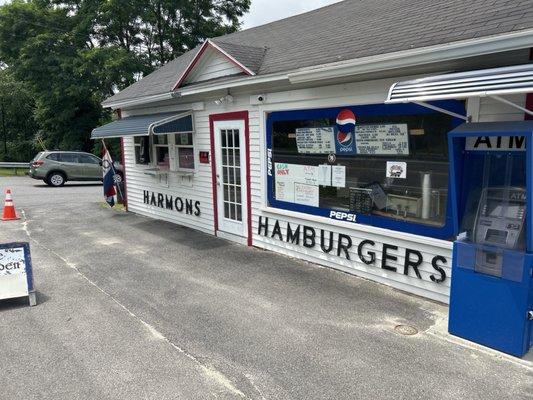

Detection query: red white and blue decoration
xmin=102 ymin=141 xmax=116 ymax=207
xmin=335 ymin=109 xmax=357 ymax=154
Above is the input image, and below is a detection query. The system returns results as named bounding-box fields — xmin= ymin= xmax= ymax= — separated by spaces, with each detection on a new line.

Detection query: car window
xmin=33 ymin=152 xmax=43 ymax=161
xmin=59 ymin=153 xmax=78 ymax=163
xmin=78 ymin=154 xmax=100 ymax=164
xmin=46 ymin=153 xmax=60 ymax=161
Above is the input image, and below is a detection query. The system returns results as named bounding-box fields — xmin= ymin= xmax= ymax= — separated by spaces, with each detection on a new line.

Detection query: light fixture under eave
xmin=213 ymin=94 xmax=234 ymax=106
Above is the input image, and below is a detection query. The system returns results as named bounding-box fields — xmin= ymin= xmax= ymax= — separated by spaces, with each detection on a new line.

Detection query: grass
xmin=98 ymin=201 xmax=127 ymax=211
xmin=0 ymin=168 xmax=27 ymax=177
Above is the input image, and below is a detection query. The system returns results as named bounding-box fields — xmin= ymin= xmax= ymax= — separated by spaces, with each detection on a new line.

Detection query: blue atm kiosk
xmin=448 ymin=121 xmax=533 ymax=357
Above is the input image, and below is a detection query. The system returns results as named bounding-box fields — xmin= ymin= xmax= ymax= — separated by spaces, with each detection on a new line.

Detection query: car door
xmin=58 ymin=153 xmax=83 ymax=179
xmin=77 ymin=154 xmax=102 ymax=180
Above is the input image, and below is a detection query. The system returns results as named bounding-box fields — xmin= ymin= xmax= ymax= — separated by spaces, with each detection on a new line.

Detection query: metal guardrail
xmin=0 ymin=162 xmax=29 ymax=168
xmin=0 ymin=162 xmax=29 ymax=175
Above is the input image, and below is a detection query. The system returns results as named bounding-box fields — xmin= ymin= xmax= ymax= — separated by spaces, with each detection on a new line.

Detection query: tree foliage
xmin=0 ymin=0 xmax=250 ymax=159
xmin=0 ymin=69 xmax=38 ymax=161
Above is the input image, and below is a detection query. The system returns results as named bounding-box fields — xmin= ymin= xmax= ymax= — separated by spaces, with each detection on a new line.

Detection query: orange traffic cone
xmin=1 ymin=189 xmax=20 ymax=221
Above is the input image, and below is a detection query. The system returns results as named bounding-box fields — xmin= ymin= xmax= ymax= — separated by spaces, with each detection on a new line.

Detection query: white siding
xmin=122 ymin=104 xmax=215 ymax=235
xmin=120 ymin=66 xmax=530 ymax=304
xmin=184 ymin=47 xmax=242 ymax=85
xmin=478 ymin=94 xmax=527 ymax=122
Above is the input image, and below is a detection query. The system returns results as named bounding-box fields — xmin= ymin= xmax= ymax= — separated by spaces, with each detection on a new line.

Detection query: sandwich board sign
xmin=0 ymin=242 xmax=36 ymax=306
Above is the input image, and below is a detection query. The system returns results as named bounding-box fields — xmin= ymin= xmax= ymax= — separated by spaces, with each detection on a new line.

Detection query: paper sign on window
xmin=295 ymin=127 xmax=336 ymax=154
xmin=386 ymin=161 xmax=407 ymax=179
xmin=275 ymin=163 xmax=320 ymax=206
xmin=331 ymin=165 xmax=346 ymax=187
xmin=356 ymin=124 xmax=409 ymax=155
xmin=294 ymin=182 xmax=319 ymax=207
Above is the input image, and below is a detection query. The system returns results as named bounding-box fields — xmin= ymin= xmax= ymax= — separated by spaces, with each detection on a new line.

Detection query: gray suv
xmin=29 ymin=151 xmax=123 ymax=187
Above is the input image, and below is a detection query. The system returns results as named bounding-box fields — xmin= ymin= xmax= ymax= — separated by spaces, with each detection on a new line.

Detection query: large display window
xmin=266 ymin=101 xmax=465 ymax=239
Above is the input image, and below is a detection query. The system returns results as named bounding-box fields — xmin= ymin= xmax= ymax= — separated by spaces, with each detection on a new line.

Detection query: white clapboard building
xmin=92 ymin=0 xmax=533 ymax=303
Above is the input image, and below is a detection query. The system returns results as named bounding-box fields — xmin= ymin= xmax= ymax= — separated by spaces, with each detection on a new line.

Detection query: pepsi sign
xmin=334 ymin=109 xmax=357 ymax=155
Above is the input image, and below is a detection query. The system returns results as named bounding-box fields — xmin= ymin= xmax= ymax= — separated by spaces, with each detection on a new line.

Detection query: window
xmin=46 ymin=153 xmax=59 ymax=161
xmin=60 ymin=153 xmax=79 ymax=163
xmin=134 ymin=136 xmax=151 ymax=164
xmin=78 ymin=154 xmax=100 ymax=164
xmin=174 ymin=132 xmax=195 ymax=170
xmin=152 ymin=113 xmax=195 ymax=172
xmin=153 ymin=135 xmax=170 ymax=169
xmin=266 ymin=101 xmax=465 ymax=239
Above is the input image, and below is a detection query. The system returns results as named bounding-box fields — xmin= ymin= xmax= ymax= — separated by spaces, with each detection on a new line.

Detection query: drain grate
xmin=394 ymin=324 xmax=418 ymax=336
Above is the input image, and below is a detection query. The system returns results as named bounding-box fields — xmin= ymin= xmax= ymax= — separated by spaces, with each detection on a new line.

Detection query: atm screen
xmin=486 ymin=200 xmax=522 ymax=219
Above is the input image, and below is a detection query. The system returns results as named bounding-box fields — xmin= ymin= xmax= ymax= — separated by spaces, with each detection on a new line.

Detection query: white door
xmin=214 ymin=120 xmax=247 ymax=238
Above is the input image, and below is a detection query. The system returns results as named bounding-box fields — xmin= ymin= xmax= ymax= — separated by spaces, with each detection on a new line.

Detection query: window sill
xmin=142 ymin=167 xmax=169 ymax=176
xmin=259 ymin=205 xmax=453 ymax=250
xmin=169 ymin=169 xmax=196 ymax=176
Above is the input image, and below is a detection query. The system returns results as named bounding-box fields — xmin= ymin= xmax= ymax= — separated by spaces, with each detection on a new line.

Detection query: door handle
xmin=216 ymin=174 xmax=221 ymax=186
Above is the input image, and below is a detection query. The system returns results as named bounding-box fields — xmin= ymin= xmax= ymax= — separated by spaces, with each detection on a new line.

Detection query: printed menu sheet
xmin=355 ymin=124 xmax=409 ymax=155
xmin=295 ymin=127 xmax=336 ymax=154
xmin=331 ymin=165 xmax=346 ymax=188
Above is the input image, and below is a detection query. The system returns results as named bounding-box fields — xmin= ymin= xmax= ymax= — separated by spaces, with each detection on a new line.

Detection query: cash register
xmin=447 ymin=121 xmax=533 ymax=357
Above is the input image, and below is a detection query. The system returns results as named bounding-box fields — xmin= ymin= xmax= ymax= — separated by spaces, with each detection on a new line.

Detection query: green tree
xmin=0 ymin=69 xmax=38 ymax=161
xmin=0 ymin=0 xmax=250 ymax=158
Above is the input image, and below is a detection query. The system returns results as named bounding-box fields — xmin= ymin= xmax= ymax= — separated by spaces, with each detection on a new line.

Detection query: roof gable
xmin=173 ymin=40 xmax=264 ymax=90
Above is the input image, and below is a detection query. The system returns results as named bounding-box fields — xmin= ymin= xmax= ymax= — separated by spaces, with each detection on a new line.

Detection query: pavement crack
xmin=19 ymin=209 xmax=248 ymax=399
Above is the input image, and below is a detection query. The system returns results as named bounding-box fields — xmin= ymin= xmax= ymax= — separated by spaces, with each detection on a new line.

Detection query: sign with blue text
xmin=0 ymin=242 xmax=36 ymax=306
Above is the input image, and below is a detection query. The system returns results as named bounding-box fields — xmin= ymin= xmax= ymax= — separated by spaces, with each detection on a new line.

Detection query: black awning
xmin=91 ymin=112 xmax=184 ymax=139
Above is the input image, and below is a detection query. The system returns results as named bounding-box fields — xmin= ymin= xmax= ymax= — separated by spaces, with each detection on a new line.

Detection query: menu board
xmin=355 ymin=124 xmax=409 ymax=155
xmin=349 ymin=188 xmax=373 ymax=215
xmin=295 ymin=127 xmax=336 ymax=154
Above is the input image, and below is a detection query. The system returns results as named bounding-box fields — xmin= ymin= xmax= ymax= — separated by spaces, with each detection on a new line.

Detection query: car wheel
xmin=113 ymin=172 xmax=123 ymax=184
xmin=47 ymin=172 xmax=66 ymax=187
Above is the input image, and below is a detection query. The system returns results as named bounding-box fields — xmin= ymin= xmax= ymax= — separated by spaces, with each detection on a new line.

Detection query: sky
xmin=242 ymin=0 xmax=342 ymax=29
xmin=0 ymin=0 xmax=342 ymax=29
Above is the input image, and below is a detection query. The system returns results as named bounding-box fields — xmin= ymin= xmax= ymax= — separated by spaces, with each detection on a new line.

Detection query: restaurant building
xmin=92 ymin=0 xmax=533 ymax=307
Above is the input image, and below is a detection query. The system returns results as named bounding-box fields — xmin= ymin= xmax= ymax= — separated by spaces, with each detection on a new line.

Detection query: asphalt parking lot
xmin=0 ymin=176 xmax=532 ymax=400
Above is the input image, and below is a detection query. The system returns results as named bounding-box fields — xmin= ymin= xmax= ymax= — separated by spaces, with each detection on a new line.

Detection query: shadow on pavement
xmin=0 ymin=291 xmax=49 ymax=311
xmin=131 ymin=218 xmax=230 ymax=251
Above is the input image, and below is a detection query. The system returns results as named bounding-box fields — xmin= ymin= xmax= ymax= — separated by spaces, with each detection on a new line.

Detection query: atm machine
xmin=448 ymin=121 xmax=533 ymax=357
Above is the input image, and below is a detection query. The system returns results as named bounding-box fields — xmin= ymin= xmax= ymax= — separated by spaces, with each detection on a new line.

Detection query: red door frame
xmin=209 ymin=111 xmax=252 ymax=246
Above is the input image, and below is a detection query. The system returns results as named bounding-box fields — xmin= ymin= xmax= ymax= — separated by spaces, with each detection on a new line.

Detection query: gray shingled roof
xmin=104 ymin=0 xmax=533 ymax=106
xmin=214 ymin=41 xmax=266 ymax=74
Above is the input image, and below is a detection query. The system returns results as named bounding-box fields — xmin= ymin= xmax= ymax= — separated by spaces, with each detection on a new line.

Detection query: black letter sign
xmin=337 ymin=233 xmax=352 ymax=260
xmin=381 ymin=244 xmax=398 ymax=272
xmin=358 ymin=240 xmax=375 ymax=265
xmin=403 ymin=249 xmax=423 ymax=279
xmin=430 ymin=256 xmax=447 ymax=283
